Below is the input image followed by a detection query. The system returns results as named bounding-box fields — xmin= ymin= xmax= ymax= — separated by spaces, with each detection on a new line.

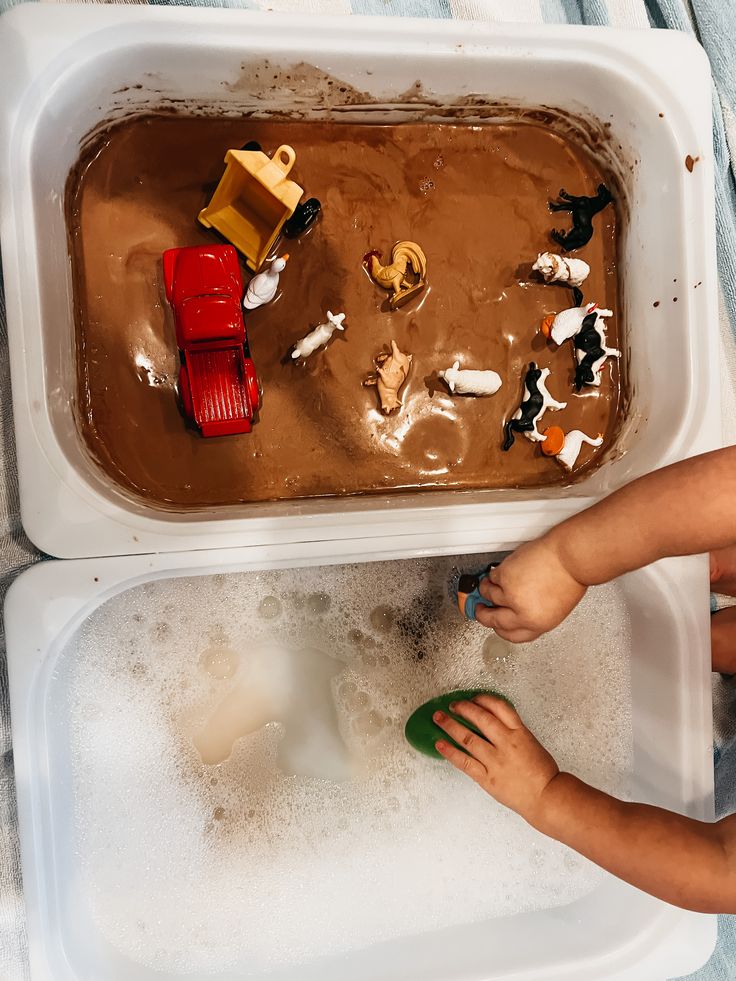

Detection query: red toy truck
xmin=163 ymin=244 xmax=260 ymax=437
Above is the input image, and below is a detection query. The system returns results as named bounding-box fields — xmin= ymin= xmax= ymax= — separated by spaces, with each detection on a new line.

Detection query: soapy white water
xmin=64 ymin=556 xmax=633 ymax=976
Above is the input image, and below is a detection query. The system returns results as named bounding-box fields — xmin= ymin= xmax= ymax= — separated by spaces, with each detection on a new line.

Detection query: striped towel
xmin=0 ymin=2 xmax=735 ymax=980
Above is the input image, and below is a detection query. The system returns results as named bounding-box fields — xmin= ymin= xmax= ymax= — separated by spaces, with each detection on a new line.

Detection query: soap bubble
xmin=63 ymin=555 xmax=632 ymax=974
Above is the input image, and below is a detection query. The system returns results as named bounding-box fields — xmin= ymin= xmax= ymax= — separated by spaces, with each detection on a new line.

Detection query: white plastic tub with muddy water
xmin=5 ymin=540 xmax=715 ymax=980
xmin=0 ymin=5 xmax=720 ymax=557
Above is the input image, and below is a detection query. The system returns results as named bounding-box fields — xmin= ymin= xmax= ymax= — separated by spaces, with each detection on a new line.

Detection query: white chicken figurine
xmin=292 ymin=311 xmax=346 ymax=360
xmin=541 ymin=302 xmax=613 ymax=346
xmin=243 ymin=254 xmax=288 ymax=310
xmin=439 ymin=361 xmax=502 ymax=396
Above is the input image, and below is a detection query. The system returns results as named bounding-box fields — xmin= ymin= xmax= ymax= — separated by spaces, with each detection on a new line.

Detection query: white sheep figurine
xmin=438 ymin=361 xmax=502 ymax=396
xmin=532 ymin=251 xmax=590 ymax=289
xmin=291 ymin=311 xmax=346 ymax=360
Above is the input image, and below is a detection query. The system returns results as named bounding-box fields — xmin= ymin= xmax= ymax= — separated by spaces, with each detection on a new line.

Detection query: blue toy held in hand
xmin=451 ymin=564 xmax=497 ymax=621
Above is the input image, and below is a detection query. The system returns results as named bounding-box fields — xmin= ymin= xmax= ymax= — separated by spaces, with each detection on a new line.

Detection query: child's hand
xmin=475 ymin=535 xmax=586 ymax=642
xmin=710 ymin=545 xmax=736 ymax=597
xmin=433 ymin=694 xmax=559 ymax=824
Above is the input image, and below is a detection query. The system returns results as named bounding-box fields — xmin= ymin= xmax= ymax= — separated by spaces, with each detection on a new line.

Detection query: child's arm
xmin=434 ymin=695 xmax=736 ymax=913
xmin=479 ymin=446 xmax=736 ymax=641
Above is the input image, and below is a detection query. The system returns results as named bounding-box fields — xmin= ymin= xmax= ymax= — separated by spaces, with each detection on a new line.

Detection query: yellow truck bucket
xmin=198 ymin=145 xmax=304 ymax=271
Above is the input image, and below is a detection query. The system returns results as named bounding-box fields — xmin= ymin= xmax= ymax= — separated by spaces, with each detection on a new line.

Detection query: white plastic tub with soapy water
xmin=4 ymin=538 xmax=716 ymax=981
xmin=0 ymin=5 xmax=721 ymax=558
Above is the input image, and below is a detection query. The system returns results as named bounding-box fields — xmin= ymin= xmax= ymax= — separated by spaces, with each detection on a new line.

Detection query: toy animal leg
xmin=391 ymin=274 xmax=404 ymax=295
xmin=502 ymin=421 xmax=518 ymax=451
xmin=549 ymin=201 xmax=574 ymax=213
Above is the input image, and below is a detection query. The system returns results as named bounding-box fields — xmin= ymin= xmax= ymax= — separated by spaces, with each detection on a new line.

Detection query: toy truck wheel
xmin=178 ymin=366 xmax=194 ymax=421
xmin=244 ymin=359 xmax=260 ymax=412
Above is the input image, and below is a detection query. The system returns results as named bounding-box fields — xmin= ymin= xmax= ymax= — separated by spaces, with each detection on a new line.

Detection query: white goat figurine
xmin=557 ymin=430 xmax=604 ymax=470
xmin=291 ymin=311 xmax=346 ymax=360
xmin=532 ymin=251 xmax=590 ymax=289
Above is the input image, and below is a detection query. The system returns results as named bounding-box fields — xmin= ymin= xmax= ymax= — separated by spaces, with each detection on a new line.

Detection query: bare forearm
xmin=548 ymin=447 xmax=736 ymax=586
xmin=531 ymin=773 xmax=734 ymax=913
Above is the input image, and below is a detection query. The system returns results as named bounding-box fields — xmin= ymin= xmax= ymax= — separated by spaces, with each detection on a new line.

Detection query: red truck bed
xmin=185 ymin=348 xmax=252 ymax=437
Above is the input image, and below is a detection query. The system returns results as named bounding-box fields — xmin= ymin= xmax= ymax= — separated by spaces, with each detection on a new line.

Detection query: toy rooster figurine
xmin=364 ymin=340 xmax=412 ymax=413
xmin=363 ymin=241 xmax=427 ymax=309
xmin=244 ymin=254 xmax=288 ymax=310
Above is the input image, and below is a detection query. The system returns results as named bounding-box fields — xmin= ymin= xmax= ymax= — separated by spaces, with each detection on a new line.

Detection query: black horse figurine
xmin=549 ymin=184 xmax=613 ymax=252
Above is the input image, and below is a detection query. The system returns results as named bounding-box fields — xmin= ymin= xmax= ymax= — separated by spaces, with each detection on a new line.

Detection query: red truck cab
xmin=162 ymin=244 xmax=260 ymax=437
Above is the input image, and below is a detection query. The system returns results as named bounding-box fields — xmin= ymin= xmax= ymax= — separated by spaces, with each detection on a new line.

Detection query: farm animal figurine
xmin=284 ymin=198 xmax=322 ymax=238
xmin=363 ymin=241 xmax=427 ymax=310
xmin=439 ymin=361 xmax=502 ymax=396
xmin=243 ymin=254 xmax=288 ymax=310
xmin=502 ymin=362 xmax=567 ymax=451
xmin=192 ymin=641 xmax=349 ymax=781
xmin=549 ymin=184 xmax=613 ymax=251
xmin=540 ymin=302 xmax=613 ymax=346
xmin=541 ymin=426 xmax=603 ymax=470
xmin=533 ymin=251 xmax=590 ymax=289
xmin=291 ymin=311 xmax=346 ymax=360
xmin=573 ymin=312 xmax=621 ymax=390
xmin=364 ymin=340 xmax=412 ymax=414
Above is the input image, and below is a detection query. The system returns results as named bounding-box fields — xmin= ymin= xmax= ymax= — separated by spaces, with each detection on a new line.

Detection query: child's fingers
xmin=449 ymin=699 xmax=507 ymax=745
xmin=432 ymin=711 xmax=493 ymax=763
xmin=478 ymin=578 xmax=504 ymax=606
xmin=501 ymin=627 xmax=539 ymax=644
xmin=474 ymin=605 xmax=518 ymax=632
xmin=435 ymin=738 xmax=487 ymax=782
xmin=472 ymin=694 xmax=523 ymax=730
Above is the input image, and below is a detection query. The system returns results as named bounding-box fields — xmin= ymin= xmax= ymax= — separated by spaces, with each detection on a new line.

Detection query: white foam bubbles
xmin=62 ymin=555 xmax=633 ymax=975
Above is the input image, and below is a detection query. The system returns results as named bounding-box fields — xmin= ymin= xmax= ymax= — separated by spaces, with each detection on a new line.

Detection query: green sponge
xmin=404 ymin=688 xmax=514 ymax=759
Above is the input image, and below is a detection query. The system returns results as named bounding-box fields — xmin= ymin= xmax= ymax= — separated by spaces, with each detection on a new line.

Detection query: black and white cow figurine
xmin=503 ymin=362 xmax=567 ymax=451
xmin=573 ymin=312 xmax=621 ymax=391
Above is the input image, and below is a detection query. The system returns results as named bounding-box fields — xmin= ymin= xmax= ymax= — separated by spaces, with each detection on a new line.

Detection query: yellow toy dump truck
xmin=198 ymin=142 xmax=321 ymax=272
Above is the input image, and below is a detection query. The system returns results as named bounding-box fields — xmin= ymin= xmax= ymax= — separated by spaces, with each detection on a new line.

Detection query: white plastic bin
xmin=0 ymin=7 xmax=720 ymax=978
xmin=4 ymin=541 xmax=716 ymax=980
xmin=0 ymin=5 xmax=720 ymax=558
